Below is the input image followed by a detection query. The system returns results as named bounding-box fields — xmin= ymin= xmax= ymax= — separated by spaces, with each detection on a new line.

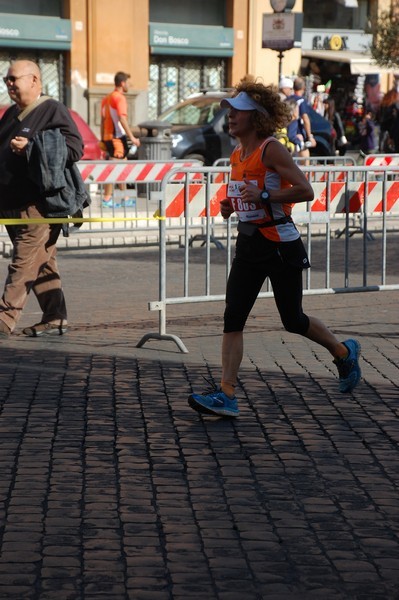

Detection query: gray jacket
xmin=26 ymin=128 xmax=90 ymax=218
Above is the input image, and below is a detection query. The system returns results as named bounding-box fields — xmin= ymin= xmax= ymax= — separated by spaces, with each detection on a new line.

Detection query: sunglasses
xmin=2 ymin=74 xmax=33 ymax=84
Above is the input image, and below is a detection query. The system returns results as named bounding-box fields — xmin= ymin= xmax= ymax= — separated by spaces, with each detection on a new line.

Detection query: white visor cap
xmin=220 ymin=91 xmax=269 ymax=117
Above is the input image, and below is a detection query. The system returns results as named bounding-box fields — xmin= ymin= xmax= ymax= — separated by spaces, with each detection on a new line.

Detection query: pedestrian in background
xmin=285 ymin=98 xmax=305 ymax=154
xmin=358 ymin=109 xmax=377 ymax=155
xmin=0 ymin=60 xmax=84 ymax=338
xmin=188 ymin=78 xmax=362 ymax=418
xmin=100 ymin=71 xmax=141 ymax=207
xmin=379 ymin=87 xmax=399 ymax=153
xmin=323 ymin=97 xmax=348 ymax=156
xmin=285 ymin=76 xmax=317 ymax=162
xmin=279 ymin=76 xmax=294 ymax=100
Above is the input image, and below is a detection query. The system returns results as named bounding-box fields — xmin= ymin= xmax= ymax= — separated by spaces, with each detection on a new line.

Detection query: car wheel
xmin=184 ymin=153 xmax=206 ymax=165
xmin=310 ymin=142 xmax=331 ymax=157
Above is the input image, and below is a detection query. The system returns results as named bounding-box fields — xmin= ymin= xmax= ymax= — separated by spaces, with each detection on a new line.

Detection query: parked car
xmin=0 ymin=105 xmax=104 ymax=160
xmin=69 ymin=109 xmax=104 ymax=160
xmin=158 ymin=90 xmax=334 ymax=165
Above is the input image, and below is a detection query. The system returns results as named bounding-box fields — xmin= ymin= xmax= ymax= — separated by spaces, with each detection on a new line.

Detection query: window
xmin=0 ymin=1 xmax=63 ymax=17
xmin=303 ymin=0 xmax=368 ymax=30
xmin=150 ymin=0 xmax=225 ymax=26
xmin=149 ymin=57 xmax=226 ymax=119
xmin=161 ymin=98 xmax=222 ymax=126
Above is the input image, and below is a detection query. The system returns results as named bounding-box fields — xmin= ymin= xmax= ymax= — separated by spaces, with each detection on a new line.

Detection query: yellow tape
xmin=0 ymin=216 xmax=165 ymax=225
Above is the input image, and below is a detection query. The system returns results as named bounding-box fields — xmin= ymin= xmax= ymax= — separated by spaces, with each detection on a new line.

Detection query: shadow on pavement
xmin=0 ymin=338 xmax=398 ymax=599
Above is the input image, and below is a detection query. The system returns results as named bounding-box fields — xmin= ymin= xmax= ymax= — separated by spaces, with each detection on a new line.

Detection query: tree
xmin=369 ymin=10 xmax=399 ymax=69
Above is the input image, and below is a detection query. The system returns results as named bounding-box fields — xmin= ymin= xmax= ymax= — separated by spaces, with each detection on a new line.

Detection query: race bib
xmin=227 ymin=179 xmax=266 ymax=222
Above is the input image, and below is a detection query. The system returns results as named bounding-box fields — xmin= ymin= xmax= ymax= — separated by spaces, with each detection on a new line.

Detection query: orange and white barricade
xmin=363 ymin=154 xmax=399 ymax=168
xmin=161 ymin=167 xmax=399 ymax=222
xmin=78 ymin=159 xmax=202 ymax=185
xmin=163 ymin=182 xmax=227 ymax=218
xmin=72 ymin=159 xmax=203 ymax=236
xmin=136 ymin=164 xmax=399 ymax=353
xmin=292 ymin=179 xmax=399 ymax=223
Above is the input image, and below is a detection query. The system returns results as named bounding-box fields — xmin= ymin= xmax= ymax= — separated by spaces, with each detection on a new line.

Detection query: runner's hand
xmin=240 ymin=179 xmax=262 ymax=204
xmin=220 ymin=198 xmax=234 ymax=219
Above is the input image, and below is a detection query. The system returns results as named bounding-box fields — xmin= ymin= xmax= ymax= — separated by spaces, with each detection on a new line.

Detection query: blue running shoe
xmin=102 ymin=199 xmax=121 ymax=208
xmin=188 ymin=388 xmax=239 ymax=417
xmin=334 ymin=339 xmax=361 ymax=393
xmin=122 ymin=198 xmax=136 ymax=207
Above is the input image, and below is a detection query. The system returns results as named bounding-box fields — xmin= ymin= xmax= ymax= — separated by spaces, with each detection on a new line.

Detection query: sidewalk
xmin=0 ymin=247 xmax=398 ymax=600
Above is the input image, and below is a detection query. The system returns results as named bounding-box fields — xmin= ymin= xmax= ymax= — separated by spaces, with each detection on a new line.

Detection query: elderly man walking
xmin=0 ymin=60 xmax=84 ymax=338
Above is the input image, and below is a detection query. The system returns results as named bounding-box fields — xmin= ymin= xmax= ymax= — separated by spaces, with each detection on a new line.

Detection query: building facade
xmin=0 ymin=0 xmax=396 ymax=136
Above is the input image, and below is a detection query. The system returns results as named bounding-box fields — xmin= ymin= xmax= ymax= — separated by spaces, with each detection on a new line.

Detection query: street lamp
xmin=271 ymin=0 xmax=296 ymax=79
xmin=270 ymin=0 xmax=296 ymax=11
xmin=262 ymin=0 xmax=301 ymax=80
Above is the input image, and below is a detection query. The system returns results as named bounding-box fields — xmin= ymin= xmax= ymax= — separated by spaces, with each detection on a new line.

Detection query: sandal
xmin=0 ymin=320 xmax=11 ymax=339
xmin=22 ymin=322 xmax=68 ymax=337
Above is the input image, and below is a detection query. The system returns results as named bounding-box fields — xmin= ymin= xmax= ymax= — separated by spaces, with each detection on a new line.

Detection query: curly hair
xmin=233 ymin=76 xmax=291 ymax=138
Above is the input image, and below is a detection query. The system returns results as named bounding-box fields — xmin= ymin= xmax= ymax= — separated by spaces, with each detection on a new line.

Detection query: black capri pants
xmin=224 ymin=230 xmax=310 ymax=335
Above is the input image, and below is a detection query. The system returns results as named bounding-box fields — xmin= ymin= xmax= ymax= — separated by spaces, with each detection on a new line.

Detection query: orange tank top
xmin=228 ymin=137 xmax=299 ymax=242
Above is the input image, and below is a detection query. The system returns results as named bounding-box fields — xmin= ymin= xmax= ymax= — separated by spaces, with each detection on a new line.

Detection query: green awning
xmin=150 ymin=23 xmax=234 ymax=57
xmin=0 ymin=13 xmax=71 ymax=50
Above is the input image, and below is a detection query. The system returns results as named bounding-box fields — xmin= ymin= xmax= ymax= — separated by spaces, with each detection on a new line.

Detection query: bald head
xmin=11 ymin=60 xmax=41 ymax=79
xmin=5 ymin=60 xmax=42 ymax=108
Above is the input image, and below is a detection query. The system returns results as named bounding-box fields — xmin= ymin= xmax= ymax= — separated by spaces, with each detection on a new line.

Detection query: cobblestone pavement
xmin=0 ymin=243 xmax=398 ymax=600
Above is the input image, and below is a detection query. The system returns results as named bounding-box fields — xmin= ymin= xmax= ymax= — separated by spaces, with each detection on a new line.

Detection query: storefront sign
xmin=302 ymin=29 xmax=372 ymax=53
xmin=149 ymin=23 xmax=234 ymax=57
xmin=0 ymin=13 xmax=71 ymax=49
xmin=312 ymin=34 xmax=349 ymax=51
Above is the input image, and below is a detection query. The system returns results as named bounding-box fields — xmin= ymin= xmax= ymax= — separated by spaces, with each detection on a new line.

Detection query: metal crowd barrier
xmin=137 ymin=164 xmax=399 ymax=353
xmin=77 ymin=158 xmax=202 ymax=235
xmin=0 ymin=155 xmax=374 ymax=258
xmin=214 ymin=155 xmax=357 ymax=168
xmin=0 ymin=159 xmax=203 ymax=256
xmin=294 ymin=155 xmax=357 ymax=166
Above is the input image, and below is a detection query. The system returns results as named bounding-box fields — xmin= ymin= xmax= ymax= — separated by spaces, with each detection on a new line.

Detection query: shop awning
xmin=0 ymin=13 xmax=71 ymax=50
xmin=149 ymin=23 xmax=234 ymax=57
xmin=302 ymin=49 xmax=391 ymax=75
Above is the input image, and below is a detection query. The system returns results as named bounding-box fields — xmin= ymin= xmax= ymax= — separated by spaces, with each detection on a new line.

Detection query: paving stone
xmin=0 ymin=251 xmax=398 ymax=599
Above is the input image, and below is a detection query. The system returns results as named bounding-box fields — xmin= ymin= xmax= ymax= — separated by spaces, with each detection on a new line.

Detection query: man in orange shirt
xmin=101 ymin=71 xmax=140 ymax=206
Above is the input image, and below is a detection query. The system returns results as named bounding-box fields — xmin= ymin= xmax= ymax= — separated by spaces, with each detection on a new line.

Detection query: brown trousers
xmin=0 ymin=204 xmax=67 ymax=332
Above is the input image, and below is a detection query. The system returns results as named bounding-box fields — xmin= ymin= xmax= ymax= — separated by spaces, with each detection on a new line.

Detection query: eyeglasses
xmin=2 ymin=74 xmax=33 ymax=84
